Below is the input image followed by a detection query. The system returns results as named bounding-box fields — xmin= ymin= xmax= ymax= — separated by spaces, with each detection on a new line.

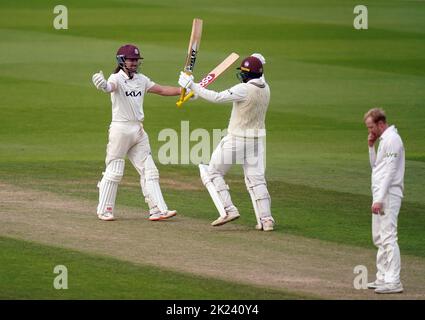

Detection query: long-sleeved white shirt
xmin=369 ymin=125 xmax=405 ymax=203
xmin=191 ymin=78 xmax=270 ymax=138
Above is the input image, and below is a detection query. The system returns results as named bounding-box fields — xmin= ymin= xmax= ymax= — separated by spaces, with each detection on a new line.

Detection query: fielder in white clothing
xmin=92 ymin=44 xmax=182 ymax=221
xmin=364 ymin=108 xmax=405 ymax=294
xmin=179 ymin=54 xmax=275 ymax=231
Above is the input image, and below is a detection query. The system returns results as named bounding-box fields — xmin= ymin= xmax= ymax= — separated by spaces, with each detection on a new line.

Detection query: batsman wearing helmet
xmin=92 ymin=44 xmax=182 ymax=221
xmin=178 ymin=54 xmax=275 ymax=231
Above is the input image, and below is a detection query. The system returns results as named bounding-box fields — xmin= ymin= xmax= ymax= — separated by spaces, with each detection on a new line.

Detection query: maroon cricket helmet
xmin=116 ymin=44 xmax=142 ymax=59
xmin=237 ymin=56 xmax=263 ymax=82
xmin=237 ymin=56 xmax=263 ymax=74
xmin=116 ymin=44 xmax=143 ymax=69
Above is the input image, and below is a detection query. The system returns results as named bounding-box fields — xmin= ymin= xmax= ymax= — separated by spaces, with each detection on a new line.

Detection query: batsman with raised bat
xmin=178 ymin=53 xmax=276 ymax=231
xmin=91 ymin=44 xmax=182 ymax=222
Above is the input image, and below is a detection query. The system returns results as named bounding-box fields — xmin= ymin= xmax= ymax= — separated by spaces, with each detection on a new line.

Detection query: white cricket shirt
xmin=191 ymin=78 xmax=270 ymax=138
xmin=107 ymin=70 xmax=155 ymax=122
xmin=369 ymin=125 xmax=405 ymax=203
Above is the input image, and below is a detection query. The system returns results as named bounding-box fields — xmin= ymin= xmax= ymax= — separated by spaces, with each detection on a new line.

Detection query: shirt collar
xmin=247 ymin=78 xmax=266 ymax=88
xmin=118 ymin=69 xmax=131 ymax=80
xmin=380 ymin=125 xmax=395 ymax=141
xmin=248 ymin=78 xmax=265 ymax=85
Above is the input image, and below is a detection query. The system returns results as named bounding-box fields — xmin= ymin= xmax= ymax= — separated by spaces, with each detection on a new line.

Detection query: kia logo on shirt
xmin=125 ymin=91 xmax=142 ymax=97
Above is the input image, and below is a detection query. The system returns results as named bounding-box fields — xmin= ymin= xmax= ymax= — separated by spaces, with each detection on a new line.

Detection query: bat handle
xmin=176 ymin=91 xmax=194 ymax=108
xmin=176 ymin=71 xmax=192 ymax=107
xmin=177 ymin=88 xmax=187 ymax=104
xmin=176 ymin=89 xmax=186 ymax=107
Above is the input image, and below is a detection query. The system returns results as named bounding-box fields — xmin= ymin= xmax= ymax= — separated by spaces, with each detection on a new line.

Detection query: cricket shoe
xmin=375 ymin=282 xmax=403 ymax=294
xmin=97 ymin=211 xmax=115 ymax=221
xmin=367 ymin=279 xmax=385 ymax=289
xmin=262 ymin=220 xmax=275 ymax=231
xmin=256 ymin=218 xmax=275 ymax=231
xmin=149 ymin=210 xmax=177 ymax=221
xmin=211 ymin=211 xmax=240 ymax=227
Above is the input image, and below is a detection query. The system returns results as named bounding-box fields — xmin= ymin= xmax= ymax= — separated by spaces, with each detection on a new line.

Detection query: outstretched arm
xmin=178 ymin=72 xmax=247 ymax=104
xmin=148 ymin=84 xmax=181 ymax=96
xmin=191 ymin=83 xmax=246 ymax=103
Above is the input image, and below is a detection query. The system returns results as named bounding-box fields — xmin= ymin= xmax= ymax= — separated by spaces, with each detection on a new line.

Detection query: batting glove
xmin=92 ymin=71 xmax=108 ymax=92
xmin=178 ymin=71 xmax=194 ymax=89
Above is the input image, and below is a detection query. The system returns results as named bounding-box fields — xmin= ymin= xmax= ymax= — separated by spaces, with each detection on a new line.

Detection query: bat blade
xmin=176 ymin=52 xmax=239 ymax=108
xmin=198 ymin=52 xmax=239 ymax=88
xmin=184 ymin=18 xmax=203 ymax=73
xmin=177 ymin=18 xmax=203 ymax=105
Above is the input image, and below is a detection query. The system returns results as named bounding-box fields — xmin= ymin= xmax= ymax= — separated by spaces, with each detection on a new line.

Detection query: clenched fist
xmin=178 ymin=71 xmax=194 ymax=89
xmin=92 ymin=71 xmax=108 ymax=92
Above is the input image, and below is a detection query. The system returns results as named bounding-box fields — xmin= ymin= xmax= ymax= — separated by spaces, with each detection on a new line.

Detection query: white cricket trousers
xmin=372 ymin=194 xmax=402 ymax=284
xmin=208 ymin=134 xmax=266 ymax=177
xmin=105 ymin=121 xmax=151 ymax=169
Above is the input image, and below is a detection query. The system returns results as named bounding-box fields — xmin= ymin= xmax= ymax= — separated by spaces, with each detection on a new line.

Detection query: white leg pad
xmin=245 ymin=175 xmax=273 ymax=226
xmin=142 ymin=155 xmax=168 ymax=213
xmin=199 ymin=164 xmax=238 ymax=218
xmin=97 ymin=159 xmax=125 ymax=215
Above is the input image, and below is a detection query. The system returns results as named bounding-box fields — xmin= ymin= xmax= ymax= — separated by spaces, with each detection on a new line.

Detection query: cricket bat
xmin=177 ymin=18 xmax=203 ymax=107
xmin=176 ymin=52 xmax=240 ymax=108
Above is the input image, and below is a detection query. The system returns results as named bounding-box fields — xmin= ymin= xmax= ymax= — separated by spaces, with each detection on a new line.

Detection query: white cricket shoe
xmin=262 ymin=220 xmax=275 ymax=231
xmin=149 ymin=210 xmax=177 ymax=221
xmin=97 ymin=212 xmax=115 ymax=221
xmin=211 ymin=211 xmax=240 ymax=227
xmin=256 ymin=218 xmax=275 ymax=231
xmin=367 ymin=279 xmax=385 ymax=289
xmin=375 ymin=282 xmax=403 ymax=294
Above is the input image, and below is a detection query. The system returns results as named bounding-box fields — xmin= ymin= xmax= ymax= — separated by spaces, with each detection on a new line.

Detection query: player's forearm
xmin=160 ymin=86 xmax=181 ymax=96
xmin=102 ymin=82 xmax=115 ymax=93
xmin=368 ymin=146 xmax=376 ymax=168
xmin=148 ymin=85 xmax=181 ymax=96
xmin=191 ymin=83 xmax=242 ymax=103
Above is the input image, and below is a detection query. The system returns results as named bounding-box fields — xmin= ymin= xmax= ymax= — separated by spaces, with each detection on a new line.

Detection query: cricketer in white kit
xmin=92 ymin=44 xmax=182 ymax=222
xmin=178 ymin=54 xmax=275 ymax=231
xmin=364 ymin=108 xmax=405 ymax=294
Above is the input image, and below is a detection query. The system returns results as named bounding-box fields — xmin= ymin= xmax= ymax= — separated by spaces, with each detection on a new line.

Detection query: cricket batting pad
xmin=245 ymin=175 xmax=272 ymax=225
xmin=142 ymin=154 xmax=168 ymax=213
xmin=97 ymin=159 xmax=125 ymax=215
xmin=199 ymin=164 xmax=238 ymax=218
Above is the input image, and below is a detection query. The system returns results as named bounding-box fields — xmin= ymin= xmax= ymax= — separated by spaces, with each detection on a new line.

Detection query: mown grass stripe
xmin=0 ymin=236 xmax=312 ymax=300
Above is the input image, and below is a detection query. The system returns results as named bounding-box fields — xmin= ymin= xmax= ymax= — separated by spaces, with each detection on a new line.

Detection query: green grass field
xmin=0 ymin=236 xmax=307 ymax=299
xmin=0 ymin=0 xmax=424 ymax=299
